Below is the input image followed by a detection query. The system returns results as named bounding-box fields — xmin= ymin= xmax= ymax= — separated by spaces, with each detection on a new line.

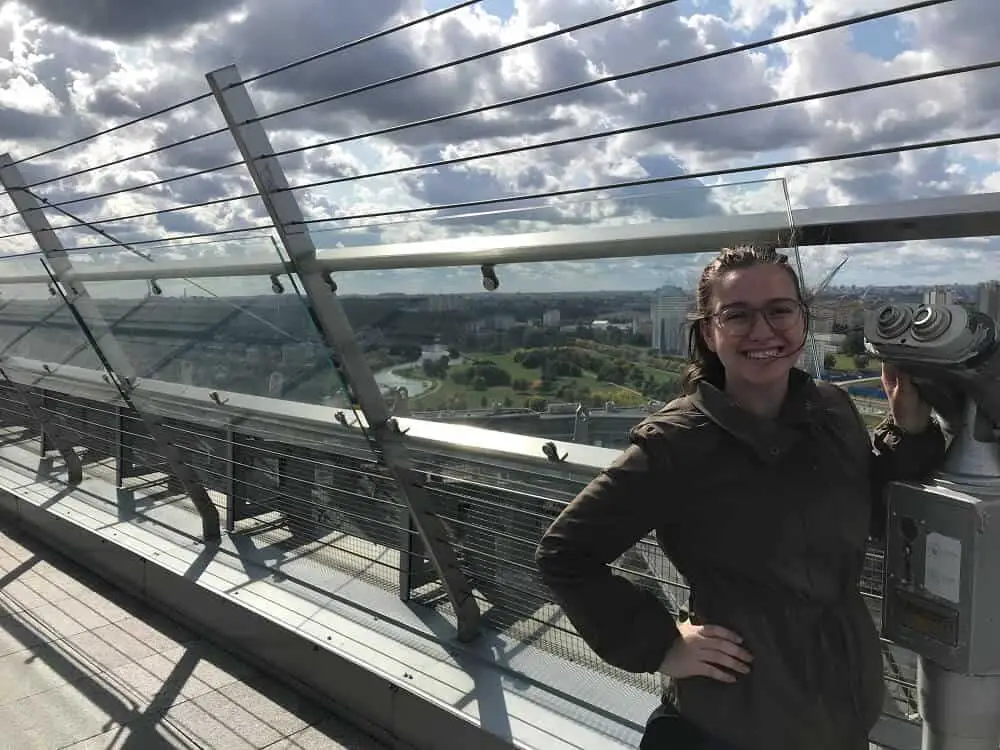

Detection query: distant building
xmin=799 ymin=332 xmax=846 ymax=375
xmin=651 ymin=286 xmax=691 ymax=355
xmin=924 ymin=287 xmax=954 ymax=305
xmin=541 ymin=309 xmax=561 ymax=328
xmin=978 ymin=281 xmax=1000 ymax=318
xmin=812 ymin=300 xmax=865 ymax=332
xmin=467 ymin=314 xmax=517 ymax=332
xmin=425 ymin=295 xmax=462 ymax=313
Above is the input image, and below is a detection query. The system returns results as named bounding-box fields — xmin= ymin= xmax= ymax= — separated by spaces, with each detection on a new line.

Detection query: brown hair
xmin=680 ymin=245 xmax=807 ymax=394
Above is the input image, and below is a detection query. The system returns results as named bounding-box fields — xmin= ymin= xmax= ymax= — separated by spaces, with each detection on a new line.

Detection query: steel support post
xmin=224 ymin=426 xmax=237 ymax=532
xmin=115 ymin=406 xmax=136 ymax=488
xmin=0 ymin=370 xmax=82 ymax=484
xmin=207 ymin=64 xmax=480 ymax=641
xmin=0 ymin=155 xmax=221 ymax=542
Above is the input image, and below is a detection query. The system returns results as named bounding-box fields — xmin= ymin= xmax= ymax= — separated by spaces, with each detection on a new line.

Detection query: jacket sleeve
xmin=534 ymin=422 xmax=680 ymax=674
xmin=867 ymin=415 xmax=947 ymax=541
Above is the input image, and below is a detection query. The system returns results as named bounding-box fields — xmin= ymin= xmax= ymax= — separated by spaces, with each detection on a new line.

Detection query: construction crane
xmin=800 ymin=254 xmax=850 ymax=379
xmin=808 ymin=255 xmax=850 ymax=301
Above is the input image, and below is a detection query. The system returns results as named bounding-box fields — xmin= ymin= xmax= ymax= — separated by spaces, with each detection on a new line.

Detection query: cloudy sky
xmin=0 ymin=0 xmax=997 ymax=298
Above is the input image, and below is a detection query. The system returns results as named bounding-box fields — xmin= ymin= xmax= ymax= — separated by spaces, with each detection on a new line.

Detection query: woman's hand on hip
xmin=658 ymin=620 xmax=753 ymax=683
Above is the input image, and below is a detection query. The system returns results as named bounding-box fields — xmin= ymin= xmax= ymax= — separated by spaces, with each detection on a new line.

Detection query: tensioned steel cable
xmin=10 ymin=0 xmax=672 ymax=203
xmin=0 ymin=188 xmax=660 ymax=256
xmin=23 ymin=129 xmax=231 ymax=190
xmin=11 ymin=0 xmax=483 ymax=169
xmin=8 ymin=93 xmax=214 ymax=168
xmin=294 ymin=130 xmax=1000 ymax=228
xmin=250 ymin=0 xmax=684 ymax=125
xmin=271 ymin=0 xmax=957 ymax=160
xmin=0 ymin=224 xmax=275 ymax=263
xmin=0 ymin=192 xmax=262 ymax=243
xmin=2 ymin=127 xmax=989 ymax=258
xmin=0 ymin=0 xmax=954 ymax=223
xmin=20 ymin=0 xmax=484 ymax=189
xmin=0 ymin=161 xmax=248 ymax=222
xmin=287 ymin=59 xmax=1000 ymax=195
xmin=28 ymin=55 xmax=991 ymax=243
xmin=1 ymin=128 xmax=993 ymax=258
xmin=238 ymin=0 xmax=484 ymax=86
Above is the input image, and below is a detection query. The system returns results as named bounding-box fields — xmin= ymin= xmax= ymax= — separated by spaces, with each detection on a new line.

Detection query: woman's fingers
xmin=703 ymin=638 xmax=754 ymax=666
xmin=702 ymin=649 xmax=751 ymax=674
xmin=698 ymin=626 xmax=753 ymax=663
xmin=700 ymin=624 xmax=743 ymax=643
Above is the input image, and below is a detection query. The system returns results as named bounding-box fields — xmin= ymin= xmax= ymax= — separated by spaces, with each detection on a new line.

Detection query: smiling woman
xmin=535 ymin=244 xmax=947 ymax=750
xmin=683 ymin=246 xmax=808 ymax=419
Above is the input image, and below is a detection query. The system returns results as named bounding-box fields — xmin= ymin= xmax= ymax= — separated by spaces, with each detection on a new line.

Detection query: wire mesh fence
xmin=0 ymin=369 xmax=919 ymax=722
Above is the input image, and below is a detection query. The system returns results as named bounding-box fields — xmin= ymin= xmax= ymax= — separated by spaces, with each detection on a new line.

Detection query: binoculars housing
xmin=864 ymin=303 xmax=1000 ymax=434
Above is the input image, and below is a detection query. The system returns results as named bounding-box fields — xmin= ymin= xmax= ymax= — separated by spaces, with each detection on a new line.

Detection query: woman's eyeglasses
xmin=706 ymin=298 xmax=805 ymax=337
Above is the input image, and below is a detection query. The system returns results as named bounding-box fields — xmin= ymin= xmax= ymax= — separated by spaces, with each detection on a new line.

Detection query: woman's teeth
xmin=745 ymin=349 xmax=781 ymax=359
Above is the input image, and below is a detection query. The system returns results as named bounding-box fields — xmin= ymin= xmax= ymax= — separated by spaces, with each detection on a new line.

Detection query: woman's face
xmin=700 ymin=264 xmax=807 ymax=391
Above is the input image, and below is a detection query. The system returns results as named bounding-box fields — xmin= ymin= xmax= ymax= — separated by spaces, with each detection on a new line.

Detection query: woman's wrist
xmin=894 ymin=414 xmax=931 ymax=435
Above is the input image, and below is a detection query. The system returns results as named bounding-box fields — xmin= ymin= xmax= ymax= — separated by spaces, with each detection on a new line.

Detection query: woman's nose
xmin=746 ymin=310 xmax=775 ymax=339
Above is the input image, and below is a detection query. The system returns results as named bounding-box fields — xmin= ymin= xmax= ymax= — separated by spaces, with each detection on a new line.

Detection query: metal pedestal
xmin=919 ymin=658 xmax=1000 ymax=750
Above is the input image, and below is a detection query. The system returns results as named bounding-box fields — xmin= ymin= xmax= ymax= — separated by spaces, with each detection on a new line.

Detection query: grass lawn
xmin=830 ymin=353 xmax=881 ymax=375
xmin=405 ymin=351 xmax=652 ymax=411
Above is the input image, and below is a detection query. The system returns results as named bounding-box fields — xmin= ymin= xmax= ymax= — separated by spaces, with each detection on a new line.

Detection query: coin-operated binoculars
xmin=865 ymin=302 xmax=1000 ymax=750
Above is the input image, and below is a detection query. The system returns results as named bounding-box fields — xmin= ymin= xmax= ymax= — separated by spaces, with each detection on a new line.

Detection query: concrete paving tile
xmin=10 ymin=599 xmax=109 ymax=641
xmin=0 ymin=524 xmax=386 ymax=750
xmin=113 ymin=614 xmax=196 ymax=654
xmin=103 ymin=650 xmax=216 ymax=710
xmin=216 ymin=675 xmax=326 ymax=739
xmin=157 ymin=696 xmax=262 ymax=749
xmin=0 ymin=550 xmax=23 ymax=573
xmin=159 ymin=641 xmax=258 ymax=689
xmin=263 ymin=715 xmax=389 ymax=750
xmin=62 ymin=712 xmax=205 ymax=750
xmin=0 ymin=641 xmax=100 ymax=704
xmin=57 ymin=621 xmax=160 ymax=672
xmin=72 ymin=584 xmax=145 ymax=624
xmin=0 ymin=677 xmax=130 ymax=750
xmin=0 ymin=579 xmax=67 ymax=613
xmin=0 ymin=610 xmax=48 ymax=657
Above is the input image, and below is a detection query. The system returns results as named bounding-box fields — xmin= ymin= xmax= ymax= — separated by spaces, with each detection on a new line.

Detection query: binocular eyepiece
xmin=866 ymin=303 xmax=997 ymax=367
xmin=864 ymin=303 xmax=1000 ymax=430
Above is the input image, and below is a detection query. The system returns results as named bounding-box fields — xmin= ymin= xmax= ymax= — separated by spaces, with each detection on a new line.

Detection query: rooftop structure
xmin=0 ymin=2 xmax=997 ymax=749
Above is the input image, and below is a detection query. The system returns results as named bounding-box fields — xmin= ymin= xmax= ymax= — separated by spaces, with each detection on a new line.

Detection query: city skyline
xmin=0 ymin=1 xmax=995 ymax=292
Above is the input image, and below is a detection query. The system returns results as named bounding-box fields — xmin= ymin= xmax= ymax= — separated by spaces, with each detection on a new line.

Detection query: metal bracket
xmin=208 ymin=63 xmax=480 ymax=641
xmin=0 ymin=155 xmax=221 ymax=542
xmin=542 ymin=441 xmax=568 ymax=463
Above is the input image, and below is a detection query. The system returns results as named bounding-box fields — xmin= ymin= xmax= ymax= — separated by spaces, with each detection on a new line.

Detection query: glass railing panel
xmin=1 ymin=241 xmax=410 ymax=595
xmin=321 ymin=179 xmax=797 ymax=438
xmin=312 ymin=178 xmax=793 ymax=251
xmin=0 ymin=271 xmax=104 ymax=376
xmin=51 ymin=248 xmax=334 ymax=407
xmin=0 ymin=259 xmax=120 ymax=482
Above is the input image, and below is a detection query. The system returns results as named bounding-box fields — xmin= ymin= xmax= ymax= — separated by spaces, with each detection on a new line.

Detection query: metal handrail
xmin=0 ymin=354 xmax=617 ymax=474
xmin=1 ymin=191 xmax=999 ymax=284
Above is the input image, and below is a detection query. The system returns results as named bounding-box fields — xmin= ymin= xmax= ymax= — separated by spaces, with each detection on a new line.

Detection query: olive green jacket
xmin=535 ymin=369 xmax=945 ymax=750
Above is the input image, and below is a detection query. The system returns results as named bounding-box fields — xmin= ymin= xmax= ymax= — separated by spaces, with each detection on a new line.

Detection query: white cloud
xmin=0 ymin=0 xmax=993 ymax=299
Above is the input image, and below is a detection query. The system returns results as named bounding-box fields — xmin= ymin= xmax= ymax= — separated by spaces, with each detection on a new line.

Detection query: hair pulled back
xmin=679 ymin=245 xmax=806 ymax=395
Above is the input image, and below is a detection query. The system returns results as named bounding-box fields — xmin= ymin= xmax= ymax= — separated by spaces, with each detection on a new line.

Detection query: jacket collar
xmin=687 ymin=368 xmax=821 ymax=465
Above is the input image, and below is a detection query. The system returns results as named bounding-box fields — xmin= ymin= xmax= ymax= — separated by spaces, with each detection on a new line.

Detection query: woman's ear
xmin=699 ymin=319 xmax=717 ymax=353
